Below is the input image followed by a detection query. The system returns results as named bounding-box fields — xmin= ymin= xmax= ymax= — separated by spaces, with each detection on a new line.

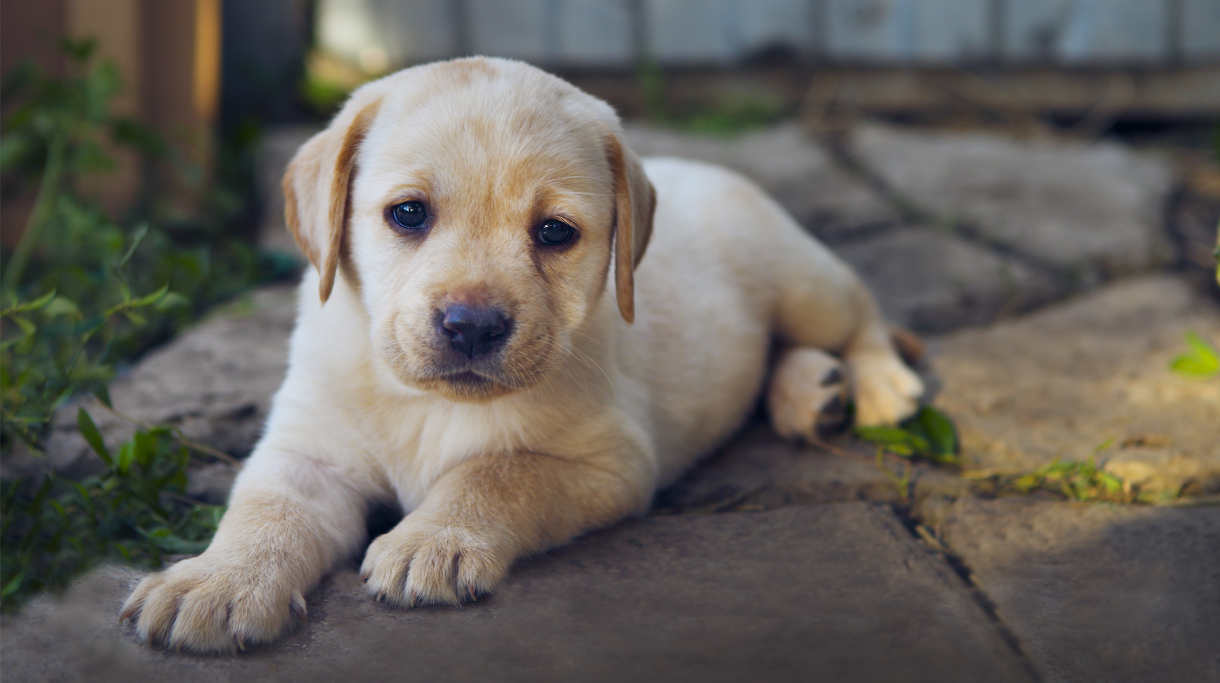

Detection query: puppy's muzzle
xmin=436 ymin=304 xmax=513 ymax=359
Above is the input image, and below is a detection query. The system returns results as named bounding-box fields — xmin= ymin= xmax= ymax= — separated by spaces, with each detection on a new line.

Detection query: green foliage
xmin=854 ymin=405 xmax=960 ymax=466
xmin=970 ymin=457 xmax=1132 ymax=504
xmin=0 ymin=273 xmax=180 ymax=451
xmin=636 ymin=59 xmax=788 ymax=137
xmin=1 ymin=411 xmax=223 ymax=604
xmin=1 ymin=40 xmax=267 ymax=608
xmin=300 ymin=71 xmax=351 ymax=117
xmin=1170 ymin=331 xmax=1220 ymax=379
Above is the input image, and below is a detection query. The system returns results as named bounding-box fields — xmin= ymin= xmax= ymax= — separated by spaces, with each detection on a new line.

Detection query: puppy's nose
xmin=438 ymin=304 xmax=512 ymax=358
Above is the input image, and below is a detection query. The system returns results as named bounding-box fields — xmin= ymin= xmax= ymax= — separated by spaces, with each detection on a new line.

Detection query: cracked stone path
xmin=4 ymin=122 xmax=1217 ymax=681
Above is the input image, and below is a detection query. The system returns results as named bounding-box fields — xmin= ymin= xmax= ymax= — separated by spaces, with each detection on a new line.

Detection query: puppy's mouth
xmin=417 ymin=363 xmax=517 ymax=401
xmin=439 ymin=368 xmax=498 ymax=388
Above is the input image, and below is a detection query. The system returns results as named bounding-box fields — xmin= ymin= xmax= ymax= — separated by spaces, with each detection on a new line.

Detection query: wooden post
xmin=0 ymin=0 xmax=221 ymax=246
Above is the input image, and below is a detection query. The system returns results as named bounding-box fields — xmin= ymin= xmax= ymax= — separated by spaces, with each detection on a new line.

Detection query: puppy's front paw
xmin=850 ymin=351 xmax=924 ymax=426
xmin=767 ymin=347 xmax=850 ymax=440
xmin=120 ymin=555 xmax=306 ymax=653
xmin=361 ymin=517 xmax=510 ymax=607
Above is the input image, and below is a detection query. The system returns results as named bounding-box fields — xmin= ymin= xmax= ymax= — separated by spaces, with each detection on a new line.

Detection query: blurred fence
xmin=315 ymin=0 xmax=1220 ymax=69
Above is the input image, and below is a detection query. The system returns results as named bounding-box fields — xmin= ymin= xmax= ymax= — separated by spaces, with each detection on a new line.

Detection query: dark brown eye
xmin=536 ymin=219 xmax=576 ymax=246
xmin=390 ymin=201 xmax=428 ymax=230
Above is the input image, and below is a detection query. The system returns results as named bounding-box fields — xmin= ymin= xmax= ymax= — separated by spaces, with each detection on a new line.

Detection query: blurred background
xmin=4 ymin=0 xmax=1220 ymax=244
xmin=1 ymin=0 xmax=1219 ymax=611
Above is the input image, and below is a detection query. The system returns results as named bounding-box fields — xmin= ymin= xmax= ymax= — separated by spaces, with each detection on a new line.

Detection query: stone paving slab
xmin=657 ymin=422 xmax=903 ymax=511
xmin=932 ymin=275 xmax=1220 ymax=497
xmin=849 ymin=123 xmax=1176 ymax=280
xmin=914 ymin=497 xmax=1220 ymax=683
xmin=836 ymin=228 xmax=1060 ymax=333
xmin=0 ymin=504 xmax=1033 ymax=683
xmin=624 ymin=123 xmax=900 ymax=242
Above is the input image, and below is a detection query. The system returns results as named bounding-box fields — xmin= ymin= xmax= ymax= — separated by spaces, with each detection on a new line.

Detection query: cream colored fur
xmin=121 ymin=57 xmax=922 ymax=652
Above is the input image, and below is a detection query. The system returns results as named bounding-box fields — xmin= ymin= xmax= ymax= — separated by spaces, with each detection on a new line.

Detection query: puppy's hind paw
xmin=849 ymin=351 xmax=924 ymax=427
xmin=766 ymin=347 xmax=851 ymax=441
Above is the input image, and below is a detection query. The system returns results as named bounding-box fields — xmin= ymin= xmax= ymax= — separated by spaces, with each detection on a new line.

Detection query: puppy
xmin=121 ymin=57 xmax=922 ymax=652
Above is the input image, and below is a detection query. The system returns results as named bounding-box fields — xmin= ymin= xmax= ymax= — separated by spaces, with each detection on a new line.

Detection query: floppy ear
xmin=282 ymin=97 xmax=381 ymax=303
xmin=605 ymin=134 xmax=656 ymax=323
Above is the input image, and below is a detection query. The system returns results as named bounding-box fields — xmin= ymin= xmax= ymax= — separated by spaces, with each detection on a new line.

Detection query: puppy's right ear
xmin=282 ymin=97 xmax=381 ymax=303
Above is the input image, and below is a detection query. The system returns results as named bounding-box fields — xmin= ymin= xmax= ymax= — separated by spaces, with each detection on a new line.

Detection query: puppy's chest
xmin=351 ymin=398 xmax=531 ymax=506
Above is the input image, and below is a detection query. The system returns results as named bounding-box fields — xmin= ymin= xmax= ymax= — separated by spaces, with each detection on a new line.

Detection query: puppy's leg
xmin=770 ymin=230 xmax=923 ymax=427
xmin=120 ymin=449 xmax=369 ymax=652
xmin=362 ymin=449 xmax=651 ymax=606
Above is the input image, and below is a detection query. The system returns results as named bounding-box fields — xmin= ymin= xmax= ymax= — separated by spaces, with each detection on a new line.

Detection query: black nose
xmin=438 ymin=304 xmax=512 ymax=358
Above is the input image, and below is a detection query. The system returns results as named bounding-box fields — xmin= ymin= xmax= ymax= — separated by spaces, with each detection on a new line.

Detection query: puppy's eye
xmin=536 ymin=219 xmax=576 ymax=247
xmin=390 ymin=201 xmax=428 ymax=230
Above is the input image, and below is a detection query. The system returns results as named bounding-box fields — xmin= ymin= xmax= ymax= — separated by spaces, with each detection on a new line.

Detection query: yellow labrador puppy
xmin=122 ymin=57 xmax=922 ymax=652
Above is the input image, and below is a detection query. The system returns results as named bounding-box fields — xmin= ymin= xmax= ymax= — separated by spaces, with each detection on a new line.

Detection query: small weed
xmin=874 ymin=449 xmax=913 ymax=502
xmin=967 ymin=458 xmax=1133 ymax=504
xmin=1170 ymin=331 xmax=1220 ymax=378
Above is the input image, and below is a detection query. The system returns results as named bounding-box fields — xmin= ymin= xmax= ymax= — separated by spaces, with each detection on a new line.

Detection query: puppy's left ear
xmin=282 ymin=96 xmax=382 ymax=303
xmin=606 ymin=134 xmax=656 ymax=323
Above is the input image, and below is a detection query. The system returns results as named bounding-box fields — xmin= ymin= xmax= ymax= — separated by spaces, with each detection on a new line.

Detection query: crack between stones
xmin=815 ymin=133 xmax=1082 ymax=292
xmin=886 ymin=503 xmax=1047 ymax=683
xmin=658 ymin=491 xmax=1047 ymax=681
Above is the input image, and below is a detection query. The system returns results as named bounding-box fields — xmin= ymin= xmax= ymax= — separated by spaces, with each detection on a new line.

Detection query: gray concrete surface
xmin=849 ymin=124 xmax=1176 ymax=282
xmin=0 ymin=505 xmax=1035 ymax=682
xmin=915 ymin=497 xmax=1220 ymax=683
xmin=934 ymin=276 xmax=1220 ymax=497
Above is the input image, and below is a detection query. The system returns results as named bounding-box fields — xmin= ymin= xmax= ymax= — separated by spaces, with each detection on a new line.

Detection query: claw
xmin=290 ymin=591 xmax=308 ymax=621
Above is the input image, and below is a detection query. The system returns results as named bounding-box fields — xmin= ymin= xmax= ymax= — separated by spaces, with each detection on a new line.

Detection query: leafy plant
xmin=854 ymin=405 xmax=960 ymax=466
xmin=1170 ymin=331 xmax=1220 ymax=379
xmin=0 ymin=270 xmax=182 ymax=451
xmin=1 ymin=40 xmax=267 ymax=608
xmin=967 ymin=458 xmax=1131 ymax=504
xmin=1 ymin=411 xmax=224 ymax=604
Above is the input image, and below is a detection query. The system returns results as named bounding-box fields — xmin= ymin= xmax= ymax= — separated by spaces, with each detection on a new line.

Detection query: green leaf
xmin=43 ymin=296 xmax=82 ymax=318
xmin=131 ymin=430 xmax=156 ymax=467
xmin=3 ymin=290 xmax=56 ymax=316
xmin=25 ymin=290 xmax=58 ymax=311
xmin=122 ymin=309 xmax=147 ymax=326
xmin=117 ymin=223 xmax=150 ymax=269
xmin=912 ymin=406 xmax=957 ymax=457
xmin=76 ymin=408 xmax=112 ymax=466
xmin=1170 ymin=332 xmax=1220 ymax=378
xmin=60 ymin=37 xmax=97 ymax=61
xmin=128 ymin=283 xmax=168 ymax=308
xmin=138 ymin=531 xmax=210 ymax=555
xmin=854 ymin=425 xmax=930 ymax=457
xmin=2 ymin=573 xmax=24 ymax=597
xmin=93 ymin=385 xmax=112 ymax=409
xmin=116 ymin=440 xmax=135 ymax=474
xmin=153 ymin=291 xmax=189 ymax=312
xmin=10 ymin=315 xmax=36 ymax=336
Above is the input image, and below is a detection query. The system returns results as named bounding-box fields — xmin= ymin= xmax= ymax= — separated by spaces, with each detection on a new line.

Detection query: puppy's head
xmin=283 ymin=58 xmax=654 ymax=401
